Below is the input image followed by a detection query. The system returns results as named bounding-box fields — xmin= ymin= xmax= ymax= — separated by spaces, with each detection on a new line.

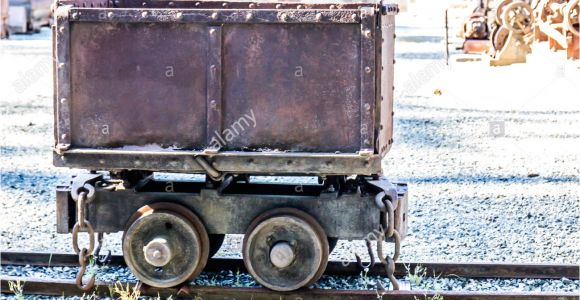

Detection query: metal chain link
xmin=376 ymin=193 xmax=401 ymax=291
xmin=71 ymin=185 xmax=97 ymax=291
xmin=94 ymin=232 xmax=111 ymax=265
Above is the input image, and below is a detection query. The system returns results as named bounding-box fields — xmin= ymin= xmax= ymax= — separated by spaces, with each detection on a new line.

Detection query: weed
xmin=8 ymin=280 xmax=24 ymax=300
xmin=112 ymin=282 xmax=141 ymax=300
xmin=79 ymin=291 xmax=99 ymax=300
xmin=234 ymin=269 xmax=241 ymax=286
xmin=407 ymin=264 xmax=427 ymax=289
xmin=359 ymin=268 xmax=372 ymax=290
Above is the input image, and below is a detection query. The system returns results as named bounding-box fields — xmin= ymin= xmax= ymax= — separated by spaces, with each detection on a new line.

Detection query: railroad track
xmin=1 ymin=251 xmax=579 ymax=299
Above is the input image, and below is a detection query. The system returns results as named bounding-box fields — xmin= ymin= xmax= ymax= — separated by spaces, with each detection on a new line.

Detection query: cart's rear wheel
xmin=242 ymin=208 xmax=329 ymax=291
xmin=122 ymin=203 xmax=209 ymax=288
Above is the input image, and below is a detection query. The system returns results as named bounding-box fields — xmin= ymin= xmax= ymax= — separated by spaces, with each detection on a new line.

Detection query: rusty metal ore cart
xmin=52 ymin=0 xmax=408 ymax=292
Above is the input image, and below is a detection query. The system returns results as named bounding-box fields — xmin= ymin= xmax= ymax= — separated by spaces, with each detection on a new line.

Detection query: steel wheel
xmin=492 ymin=25 xmax=510 ymax=51
xmin=243 ymin=208 xmax=329 ymax=291
xmin=123 ymin=203 xmax=209 ymax=288
xmin=495 ymin=0 xmax=514 ymax=25
xmin=502 ymin=1 xmax=534 ymax=33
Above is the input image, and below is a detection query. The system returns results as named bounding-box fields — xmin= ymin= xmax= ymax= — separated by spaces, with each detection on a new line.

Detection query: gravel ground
xmin=1 ymin=0 xmax=579 ymax=298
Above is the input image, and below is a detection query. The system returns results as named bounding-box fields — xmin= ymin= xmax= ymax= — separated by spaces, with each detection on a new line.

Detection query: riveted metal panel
xmin=69 ymin=22 xmax=208 ymax=149
xmin=55 ymin=6 xmax=72 ymax=150
xmin=54 ymin=5 xmax=391 ymax=176
xmin=221 ymin=23 xmax=361 ymax=152
xmin=379 ymin=5 xmax=396 ymax=157
xmin=206 ymin=26 xmax=223 ymax=149
xmin=359 ymin=7 xmax=375 ymax=152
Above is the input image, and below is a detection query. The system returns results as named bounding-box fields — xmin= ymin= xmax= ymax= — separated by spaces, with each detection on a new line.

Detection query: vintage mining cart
xmin=52 ymin=0 xmax=408 ymax=291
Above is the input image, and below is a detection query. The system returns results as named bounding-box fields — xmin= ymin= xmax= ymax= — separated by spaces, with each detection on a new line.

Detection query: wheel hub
xmin=269 ymin=241 xmax=295 ymax=268
xmin=123 ymin=203 xmax=209 ymax=288
xmin=243 ymin=208 xmax=329 ymax=291
xmin=143 ymin=237 xmax=173 ymax=267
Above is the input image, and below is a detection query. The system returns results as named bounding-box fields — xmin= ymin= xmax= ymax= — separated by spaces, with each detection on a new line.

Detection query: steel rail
xmin=0 ymin=275 xmax=578 ymax=299
xmin=1 ymin=251 xmax=579 ymax=280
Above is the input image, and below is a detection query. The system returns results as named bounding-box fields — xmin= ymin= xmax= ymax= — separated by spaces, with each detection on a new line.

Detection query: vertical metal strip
xmin=379 ymin=6 xmax=397 ymax=157
xmin=206 ymin=26 xmax=223 ymax=151
xmin=359 ymin=7 xmax=376 ymax=153
xmin=55 ymin=6 xmax=72 ymax=149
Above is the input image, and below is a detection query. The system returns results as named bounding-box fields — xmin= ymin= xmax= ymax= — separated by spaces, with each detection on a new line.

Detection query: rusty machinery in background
xmin=446 ymin=0 xmax=578 ymax=64
xmin=534 ymin=0 xmax=579 ymax=58
xmin=489 ymin=0 xmax=535 ymax=65
xmin=1 ymin=0 xmax=7 ymax=38
xmin=52 ymin=0 xmax=408 ymax=293
xmin=459 ymin=0 xmax=493 ymax=54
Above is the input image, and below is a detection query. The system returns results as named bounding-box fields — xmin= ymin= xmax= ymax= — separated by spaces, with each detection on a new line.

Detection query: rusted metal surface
xmin=379 ymin=5 xmax=396 ymax=157
xmin=0 ymin=0 xmax=7 ymax=39
xmin=2 ymin=276 xmax=578 ymax=299
xmin=3 ymin=251 xmax=580 ymax=280
xmin=55 ymin=6 xmax=72 ymax=153
xmin=242 ymin=208 xmax=329 ymax=291
xmin=463 ymin=39 xmax=491 ymax=53
xmin=70 ymin=22 xmax=208 ymax=149
xmin=53 ymin=150 xmax=382 ymax=175
xmin=53 ymin=2 xmax=395 ymax=176
xmin=122 ymin=203 xmax=210 ymax=288
xmin=55 ymin=176 xmax=410 ymax=240
xmin=59 ymin=0 xmax=378 ymax=9
xmin=70 ymin=8 xmax=361 ymax=23
xmin=222 ymin=23 xmax=360 ymax=152
xmin=207 ymin=26 xmax=223 ymax=149
xmin=490 ymin=1 xmax=534 ymax=66
xmin=359 ymin=6 xmax=375 ymax=153
xmin=565 ymin=0 xmax=579 ymax=59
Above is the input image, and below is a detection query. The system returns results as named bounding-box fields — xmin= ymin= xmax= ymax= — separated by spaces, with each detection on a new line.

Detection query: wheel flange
xmin=122 ymin=203 xmax=209 ymax=288
xmin=243 ymin=208 xmax=329 ymax=291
